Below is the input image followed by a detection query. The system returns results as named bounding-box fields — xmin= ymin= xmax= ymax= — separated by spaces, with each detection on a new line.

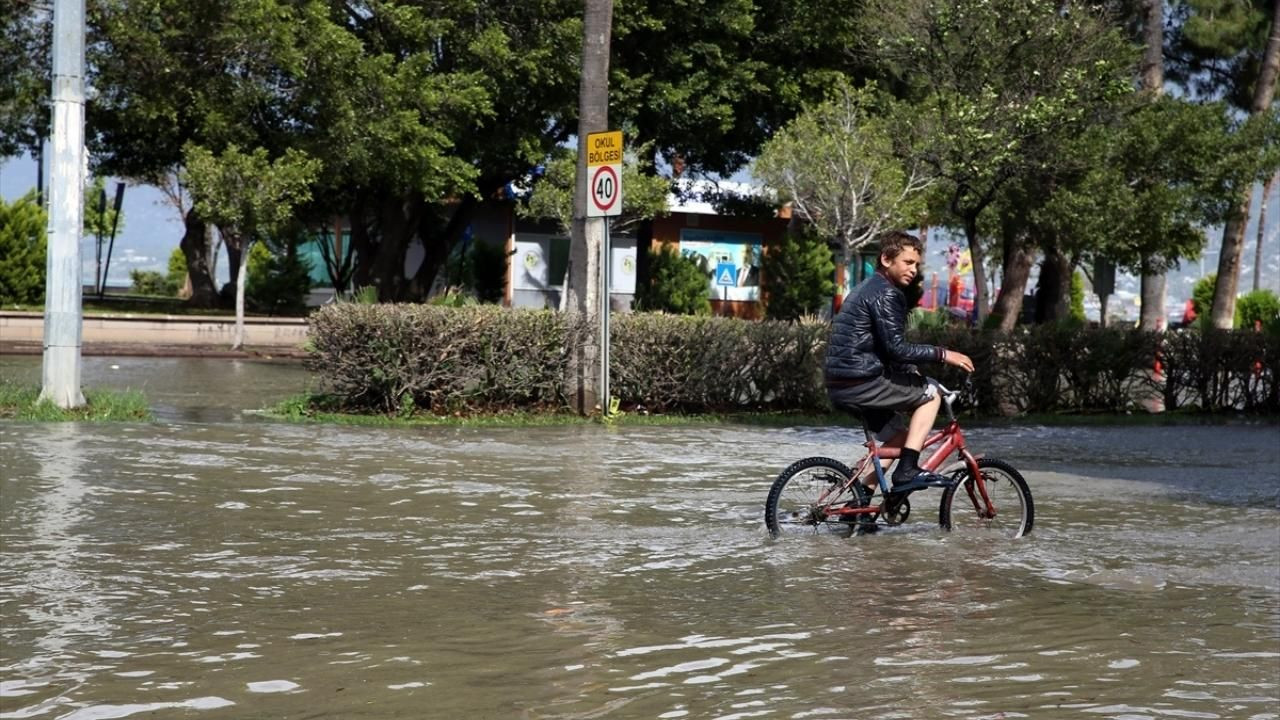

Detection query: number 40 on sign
xmin=586 ymin=130 xmax=623 ymax=218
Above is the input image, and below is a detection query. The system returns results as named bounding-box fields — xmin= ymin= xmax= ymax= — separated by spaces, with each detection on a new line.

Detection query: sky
xmin=3 ymin=150 xmax=1276 ymax=322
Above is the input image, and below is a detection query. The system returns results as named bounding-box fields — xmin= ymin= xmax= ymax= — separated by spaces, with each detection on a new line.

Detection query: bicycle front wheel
xmin=764 ymin=457 xmax=870 ymax=538
xmin=939 ymin=457 xmax=1034 ymax=538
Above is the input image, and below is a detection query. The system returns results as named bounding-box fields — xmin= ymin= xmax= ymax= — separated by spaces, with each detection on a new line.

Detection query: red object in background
xmin=1182 ymin=299 xmax=1196 ymax=325
xmin=948 ymin=275 xmax=962 ymax=307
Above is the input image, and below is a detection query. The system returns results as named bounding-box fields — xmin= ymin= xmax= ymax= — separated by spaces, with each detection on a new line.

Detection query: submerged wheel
xmin=938 ymin=457 xmax=1034 ymax=538
xmin=764 ymin=457 xmax=873 ymax=538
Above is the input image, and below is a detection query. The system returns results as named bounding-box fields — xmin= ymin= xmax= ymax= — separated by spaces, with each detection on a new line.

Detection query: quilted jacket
xmin=824 ymin=272 xmax=945 ymax=383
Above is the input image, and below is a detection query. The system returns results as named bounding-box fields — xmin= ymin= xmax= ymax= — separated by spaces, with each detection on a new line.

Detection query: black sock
xmin=893 ymin=448 xmax=921 ymax=482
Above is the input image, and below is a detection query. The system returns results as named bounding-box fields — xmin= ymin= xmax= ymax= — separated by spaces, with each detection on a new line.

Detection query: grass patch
xmin=0 ymin=382 xmax=152 ymax=421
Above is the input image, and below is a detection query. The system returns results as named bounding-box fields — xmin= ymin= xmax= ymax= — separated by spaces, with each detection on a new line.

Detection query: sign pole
xmin=601 ymin=221 xmax=610 ymax=415
xmin=585 ymin=129 xmax=623 ymax=417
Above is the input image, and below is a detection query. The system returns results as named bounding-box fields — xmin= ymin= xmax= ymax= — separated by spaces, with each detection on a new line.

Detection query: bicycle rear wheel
xmin=939 ymin=457 xmax=1034 ymax=538
xmin=764 ymin=457 xmax=872 ymax=538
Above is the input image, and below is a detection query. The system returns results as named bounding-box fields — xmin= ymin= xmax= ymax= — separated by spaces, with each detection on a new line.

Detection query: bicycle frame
xmin=824 ymin=386 xmax=999 ymax=522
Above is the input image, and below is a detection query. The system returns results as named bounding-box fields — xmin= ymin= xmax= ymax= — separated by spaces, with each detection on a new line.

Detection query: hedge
xmin=306 ymin=304 xmax=1280 ymax=416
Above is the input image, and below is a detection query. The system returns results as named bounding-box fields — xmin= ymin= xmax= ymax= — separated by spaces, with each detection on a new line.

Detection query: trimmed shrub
xmin=0 ymin=192 xmax=47 ymax=304
xmin=129 ymin=269 xmax=175 ymax=296
xmin=305 ymin=304 xmax=1280 ymax=417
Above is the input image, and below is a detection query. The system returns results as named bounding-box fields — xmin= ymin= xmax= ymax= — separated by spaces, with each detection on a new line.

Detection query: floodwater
xmin=2 ymin=357 xmax=1279 ymax=720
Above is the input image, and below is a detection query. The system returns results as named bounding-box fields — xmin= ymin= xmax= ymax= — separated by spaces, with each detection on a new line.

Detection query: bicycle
xmin=764 ymin=380 xmax=1034 ymax=539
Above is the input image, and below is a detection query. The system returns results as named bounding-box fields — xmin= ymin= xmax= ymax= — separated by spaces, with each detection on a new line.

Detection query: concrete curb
xmin=0 ymin=311 xmax=310 ymax=360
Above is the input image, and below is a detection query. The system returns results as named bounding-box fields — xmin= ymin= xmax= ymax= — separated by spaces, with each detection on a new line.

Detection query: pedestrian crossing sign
xmin=715 ymin=263 xmax=737 ymax=287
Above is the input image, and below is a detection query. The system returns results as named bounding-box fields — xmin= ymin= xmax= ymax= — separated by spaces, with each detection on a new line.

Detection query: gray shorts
xmin=827 ymin=371 xmax=938 ymax=441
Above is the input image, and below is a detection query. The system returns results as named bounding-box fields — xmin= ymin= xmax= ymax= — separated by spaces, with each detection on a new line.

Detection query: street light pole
xmin=41 ymin=0 xmax=87 ymax=408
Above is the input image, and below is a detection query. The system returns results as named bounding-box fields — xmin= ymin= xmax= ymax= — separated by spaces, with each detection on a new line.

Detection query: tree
xmin=761 ymin=230 xmax=836 ymax=321
xmin=985 ymin=97 xmax=1248 ymax=329
xmin=1202 ymin=5 xmax=1280 ymax=328
xmin=88 ymin=0 xmax=582 ymax=306
xmin=517 ymin=147 xmax=670 ymax=238
xmin=1138 ymin=0 xmax=1168 ymax=331
xmin=864 ymin=0 xmax=1134 ymax=323
xmin=0 ymin=192 xmax=46 ymax=304
xmin=753 ymin=82 xmax=932 ymax=267
xmin=634 ymin=245 xmax=712 ymax=315
xmin=182 ymin=144 xmax=318 ymax=349
xmin=0 ymin=0 xmax=50 ymax=163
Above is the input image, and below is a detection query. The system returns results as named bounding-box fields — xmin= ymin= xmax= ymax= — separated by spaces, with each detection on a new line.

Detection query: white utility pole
xmin=41 ymin=0 xmax=87 ymax=408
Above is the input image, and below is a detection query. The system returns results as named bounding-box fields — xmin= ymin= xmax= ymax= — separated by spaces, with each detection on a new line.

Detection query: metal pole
xmin=100 ymin=182 xmax=125 ymax=299
xmin=41 ymin=0 xmax=86 ymax=408
xmin=94 ymin=186 xmax=106 ymax=295
xmin=600 ymin=221 xmax=610 ymax=415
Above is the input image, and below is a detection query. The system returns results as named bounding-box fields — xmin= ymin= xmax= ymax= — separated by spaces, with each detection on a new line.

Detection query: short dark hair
xmin=879 ymin=231 xmax=923 ymax=261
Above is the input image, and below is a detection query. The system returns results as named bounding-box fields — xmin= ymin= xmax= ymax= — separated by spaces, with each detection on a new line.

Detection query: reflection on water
xmin=1 ymin=358 xmax=1278 ymax=719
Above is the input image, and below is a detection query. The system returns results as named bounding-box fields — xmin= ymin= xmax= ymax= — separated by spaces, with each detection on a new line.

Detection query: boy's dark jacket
xmin=825 ymin=273 xmax=944 ymax=383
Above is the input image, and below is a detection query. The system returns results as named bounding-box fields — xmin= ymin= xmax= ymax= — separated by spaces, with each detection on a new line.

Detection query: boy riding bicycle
xmin=824 ymin=231 xmax=974 ymax=496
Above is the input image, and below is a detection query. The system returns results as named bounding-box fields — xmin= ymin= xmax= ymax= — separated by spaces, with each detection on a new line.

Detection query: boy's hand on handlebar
xmin=944 ymin=350 xmax=975 ymax=373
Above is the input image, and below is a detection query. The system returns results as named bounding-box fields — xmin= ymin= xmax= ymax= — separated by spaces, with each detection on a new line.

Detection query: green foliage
xmin=246 ymin=241 xmax=313 ymax=315
xmin=306 ymin=305 xmax=1280 ymax=416
xmin=1070 ymin=272 xmax=1086 ymax=324
xmin=635 ymin=245 xmax=712 ymax=315
xmin=183 ymin=144 xmax=319 ymax=246
xmin=306 ymin=305 xmax=830 ymax=414
xmin=518 ymin=147 xmax=670 ymax=236
xmin=0 ymin=191 xmax=46 ymax=304
xmin=865 ymin=0 xmax=1135 ymax=257
xmin=1029 ymin=98 xmax=1259 ymax=276
xmin=83 ymin=177 xmax=125 ymax=239
xmin=440 ymin=240 xmax=508 ymax=304
xmin=128 ymin=270 xmax=176 ymax=296
xmin=166 ymin=247 xmax=187 ymax=291
xmin=1192 ymin=274 xmax=1217 ymax=317
xmin=761 ymin=230 xmax=836 ymax=321
xmin=754 ymin=81 xmax=929 ymax=260
xmin=0 ymin=3 xmax=48 ymax=158
xmin=908 ymin=307 xmax=950 ymax=330
xmin=1236 ymin=290 xmax=1280 ymax=332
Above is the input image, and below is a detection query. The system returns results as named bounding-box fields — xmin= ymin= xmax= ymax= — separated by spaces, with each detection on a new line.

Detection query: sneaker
xmin=889 ymin=469 xmax=953 ymax=494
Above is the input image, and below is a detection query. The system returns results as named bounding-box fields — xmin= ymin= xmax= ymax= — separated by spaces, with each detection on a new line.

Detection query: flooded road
xmin=1 ymin=357 xmax=1278 ymax=719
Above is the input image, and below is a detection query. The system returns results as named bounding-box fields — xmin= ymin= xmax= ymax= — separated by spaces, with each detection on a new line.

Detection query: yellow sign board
xmin=585 ymin=130 xmax=623 ymax=167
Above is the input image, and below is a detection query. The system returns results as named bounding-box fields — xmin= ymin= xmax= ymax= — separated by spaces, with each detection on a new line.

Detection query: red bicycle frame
xmin=826 ymin=419 xmax=998 ymax=520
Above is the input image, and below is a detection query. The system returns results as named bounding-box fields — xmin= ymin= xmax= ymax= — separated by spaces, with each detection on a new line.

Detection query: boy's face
xmin=880 ymin=247 xmax=921 ymax=288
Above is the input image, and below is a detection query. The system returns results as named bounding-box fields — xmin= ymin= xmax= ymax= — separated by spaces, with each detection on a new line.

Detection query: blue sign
xmin=715 ymin=263 xmax=737 ymax=287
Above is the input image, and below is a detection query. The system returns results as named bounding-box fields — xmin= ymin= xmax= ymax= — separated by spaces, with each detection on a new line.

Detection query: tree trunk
xmin=962 ymin=215 xmax=989 ymax=324
xmin=1033 ymin=247 xmax=1072 ymax=324
xmin=1211 ymin=5 xmax=1280 ymax=329
xmin=990 ymin=236 xmax=1033 ymax=332
xmin=180 ymin=207 xmax=220 ymax=307
xmin=369 ymin=194 xmax=421 ymax=302
xmin=1137 ymin=0 xmax=1166 ymax=330
xmin=566 ymin=0 xmax=613 ymax=415
xmin=409 ymin=191 xmax=485 ymax=300
xmin=1254 ymin=172 xmax=1276 ymax=291
xmin=1139 ymin=261 xmax=1166 ymax=331
xmin=232 ymin=236 xmax=251 ymax=350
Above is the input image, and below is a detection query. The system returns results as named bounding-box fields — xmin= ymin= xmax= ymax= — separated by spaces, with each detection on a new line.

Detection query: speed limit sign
xmin=586 ymin=130 xmax=622 ymax=218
